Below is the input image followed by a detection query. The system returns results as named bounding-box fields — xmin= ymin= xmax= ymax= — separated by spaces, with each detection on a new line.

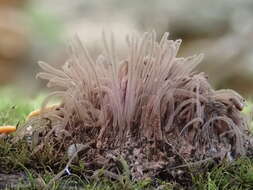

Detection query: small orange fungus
xmin=0 ymin=125 xmax=16 ymax=133
xmin=26 ymin=104 xmax=59 ymax=120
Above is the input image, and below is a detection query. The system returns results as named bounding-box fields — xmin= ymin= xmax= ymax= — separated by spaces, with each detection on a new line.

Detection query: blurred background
xmin=1 ymin=0 xmax=253 ymax=97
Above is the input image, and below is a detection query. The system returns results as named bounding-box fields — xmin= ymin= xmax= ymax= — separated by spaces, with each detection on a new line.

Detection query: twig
xmin=168 ymin=156 xmax=217 ymax=170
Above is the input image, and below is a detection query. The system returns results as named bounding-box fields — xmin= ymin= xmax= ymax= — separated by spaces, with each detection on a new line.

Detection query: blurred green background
xmin=1 ymin=0 xmax=253 ymax=97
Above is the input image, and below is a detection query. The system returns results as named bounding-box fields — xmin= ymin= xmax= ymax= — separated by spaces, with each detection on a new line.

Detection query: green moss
xmin=192 ymin=158 xmax=253 ymax=190
xmin=0 ymin=88 xmax=45 ymax=126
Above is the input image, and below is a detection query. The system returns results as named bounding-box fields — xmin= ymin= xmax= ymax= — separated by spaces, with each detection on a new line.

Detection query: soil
xmin=0 ymin=172 xmax=85 ymax=190
xmin=0 ymin=172 xmax=29 ymax=189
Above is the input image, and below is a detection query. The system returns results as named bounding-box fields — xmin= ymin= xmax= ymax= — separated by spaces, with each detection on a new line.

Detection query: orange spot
xmin=0 ymin=125 xmax=16 ymax=134
xmin=26 ymin=104 xmax=59 ymax=120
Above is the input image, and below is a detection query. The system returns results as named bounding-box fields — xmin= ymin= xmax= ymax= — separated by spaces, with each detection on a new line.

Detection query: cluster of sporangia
xmin=20 ymin=32 xmax=252 ymax=180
